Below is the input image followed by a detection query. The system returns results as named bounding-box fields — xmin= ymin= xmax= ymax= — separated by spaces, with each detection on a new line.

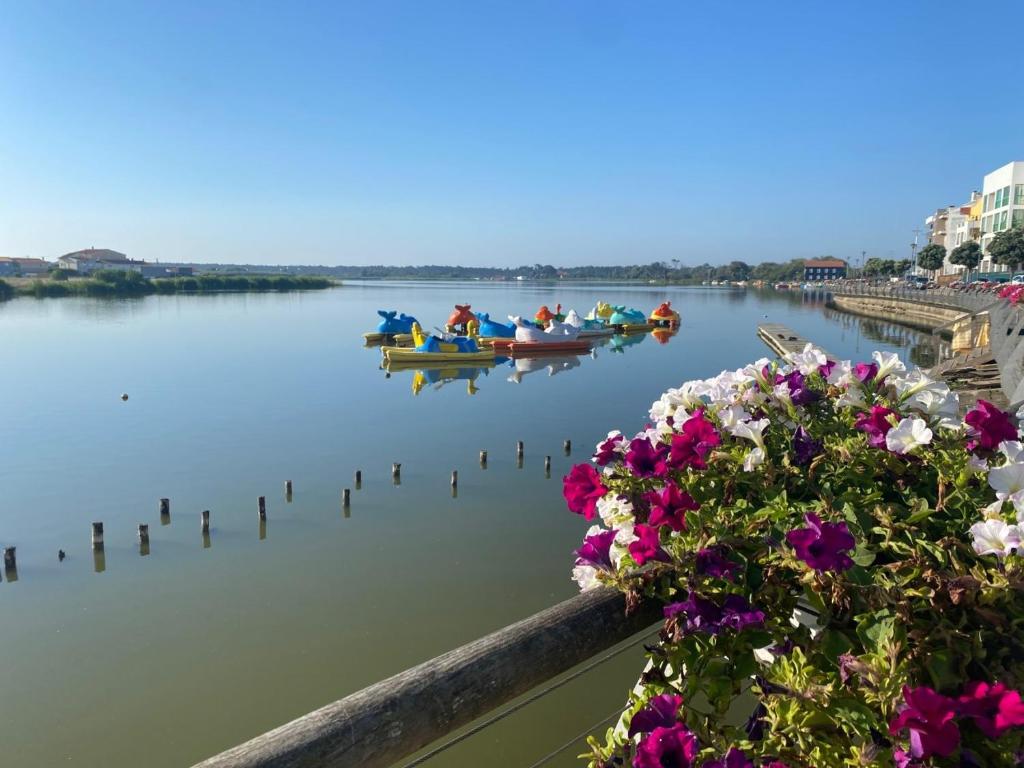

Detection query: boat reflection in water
xmin=384 ymin=359 xmax=504 ymax=396
xmin=506 ymin=354 xmax=582 ymax=384
xmin=608 ymin=332 xmax=648 ymax=353
xmin=651 ymin=327 xmax=679 ymax=345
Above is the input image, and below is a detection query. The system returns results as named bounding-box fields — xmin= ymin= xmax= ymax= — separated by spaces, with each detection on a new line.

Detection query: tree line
xmin=915 ymin=226 xmax=1024 ymax=279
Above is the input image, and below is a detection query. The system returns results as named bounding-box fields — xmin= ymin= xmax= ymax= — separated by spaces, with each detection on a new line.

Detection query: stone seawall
xmin=828 ymin=295 xmax=966 ymax=333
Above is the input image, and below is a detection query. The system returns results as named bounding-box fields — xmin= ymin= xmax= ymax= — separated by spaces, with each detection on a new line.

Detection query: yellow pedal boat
xmin=382 ymin=346 xmax=495 ymax=363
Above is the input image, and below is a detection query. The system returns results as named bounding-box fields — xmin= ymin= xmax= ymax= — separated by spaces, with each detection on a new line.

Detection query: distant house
xmin=140 ymin=264 xmax=194 ymax=278
xmin=57 ymin=248 xmax=131 ymax=274
xmin=803 ymin=258 xmax=847 ymax=281
xmin=0 ymin=257 xmax=52 ymax=275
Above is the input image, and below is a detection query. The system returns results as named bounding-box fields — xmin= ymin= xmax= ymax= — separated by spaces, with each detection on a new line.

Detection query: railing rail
xmin=192 ymin=587 xmax=661 ymax=768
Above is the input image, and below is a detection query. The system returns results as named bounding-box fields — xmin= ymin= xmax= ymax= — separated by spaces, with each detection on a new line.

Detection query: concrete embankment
xmin=828 ymin=294 xmax=967 ymax=334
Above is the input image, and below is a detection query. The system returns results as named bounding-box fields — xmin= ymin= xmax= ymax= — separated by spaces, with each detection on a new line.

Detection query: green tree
xmin=916 ymin=243 xmax=945 ymax=278
xmin=988 ymin=226 xmax=1024 ymax=271
xmin=949 ymin=240 xmax=982 ymax=281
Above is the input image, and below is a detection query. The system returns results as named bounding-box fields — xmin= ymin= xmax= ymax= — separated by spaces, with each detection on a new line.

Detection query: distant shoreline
xmin=0 ymin=273 xmax=336 ymax=301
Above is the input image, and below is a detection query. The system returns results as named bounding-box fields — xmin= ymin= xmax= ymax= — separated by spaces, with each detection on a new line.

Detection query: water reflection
xmin=821 ymin=308 xmax=948 ymax=368
xmin=507 ymin=355 xmax=582 ymax=384
xmin=93 ymin=547 xmax=106 ymax=573
xmin=608 ymin=333 xmax=647 ymax=353
xmin=258 ymin=519 xmax=267 ymax=541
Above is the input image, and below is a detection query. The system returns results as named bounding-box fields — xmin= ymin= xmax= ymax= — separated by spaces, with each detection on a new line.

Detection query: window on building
xmin=986 ymin=193 xmax=995 ymax=212
xmin=1004 ymin=187 xmax=1011 ymax=207
xmin=1000 ymin=210 xmax=1010 ymax=231
xmin=1013 ymin=209 xmax=1024 ymax=228
xmin=995 ymin=189 xmax=1003 ymax=208
xmin=1016 ymin=185 xmax=1024 ymax=206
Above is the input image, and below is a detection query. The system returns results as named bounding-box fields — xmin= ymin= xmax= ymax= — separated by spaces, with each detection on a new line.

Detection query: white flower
xmin=596 ymin=495 xmax=635 ymax=529
xmin=718 ymin=405 xmax=751 ymax=430
xmin=1017 ymin=402 xmax=1024 ymax=423
xmin=730 ymin=418 xmax=770 ymax=449
xmin=1000 ymin=441 xmax=1024 ymax=463
xmin=968 ymin=454 xmax=990 ymax=474
xmin=835 ymin=386 xmax=867 ymax=409
xmin=743 ymin=446 xmax=765 ymax=472
xmin=885 ymin=417 xmax=933 ymax=454
xmin=906 ymin=389 xmax=960 ymax=429
xmin=988 ymin=462 xmax=1024 ymax=499
xmin=872 ymin=350 xmax=907 ymax=380
xmin=982 ymin=499 xmax=1006 ymax=519
xmin=572 ymin=564 xmax=601 ymax=591
xmin=785 ymin=343 xmax=827 ymax=375
xmin=772 ymin=383 xmax=792 ymax=406
xmin=826 ymin=360 xmax=854 ymax=387
xmin=970 ymin=519 xmax=1022 ymax=557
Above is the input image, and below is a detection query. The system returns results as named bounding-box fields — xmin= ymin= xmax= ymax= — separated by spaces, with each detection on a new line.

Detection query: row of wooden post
xmin=2 ymin=439 xmax=573 ymax=578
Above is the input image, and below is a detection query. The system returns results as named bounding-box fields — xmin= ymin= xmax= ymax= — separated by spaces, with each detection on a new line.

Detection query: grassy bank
xmin=0 ymin=271 xmax=335 ymax=300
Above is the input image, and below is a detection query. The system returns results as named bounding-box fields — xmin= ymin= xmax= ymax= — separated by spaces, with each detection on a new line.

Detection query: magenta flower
xmin=645 ymin=483 xmax=699 ymax=532
xmin=818 ymin=360 xmax=836 ymax=379
xmin=965 ymin=399 xmax=1018 ymax=452
xmin=574 ymin=528 xmax=617 ymax=571
xmin=853 ymin=361 xmax=879 ymax=383
xmin=663 ymin=593 xmax=764 ymax=635
xmin=593 ymin=433 xmax=625 ymax=466
xmin=781 ymin=370 xmax=819 ymax=406
xmin=626 ymin=437 xmax=671 ymax=478
xmin=629 ymin=524 xmax=669 ymax=565
xmin=669 ymin=411 xmax=721 ymax=470
xmin=889 ymin=685 xmax=960 ymax=759
xmin=694 ymin=546 xmax=741 ymax=580
xmin=702 ymin=748 xmax=754 ymax=768
xmin=633 ymin=723 xmax=699 ymax=768
xmin=855 ymin=406 xmax=897 ymax=449
xmin=628 ymin=693 xmax=684 ymax=737
xmin=562 ymin=463 xmax=606 ymax=520
xmin=786 ymin=512 xmax=855 ymax=572
xmin=957 ymin=681 xmax=1024 ymax=739
xmin=792 ymin=426 xmax=822 ymax=466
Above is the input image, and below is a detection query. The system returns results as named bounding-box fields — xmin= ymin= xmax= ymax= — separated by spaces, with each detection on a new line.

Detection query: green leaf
xmin=851 ymin=545 xmax=875 ymax=567
xmin=906 ymin=498 xmax=935 ymax=524
xmin=925 ymin=648 xmax=959 ymax=692
xmin=855 ymin=610 xmax=895 ymax=651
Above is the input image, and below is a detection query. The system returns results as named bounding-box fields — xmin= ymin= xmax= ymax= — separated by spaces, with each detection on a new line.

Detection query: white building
xmin=57 ymin=248 xmax=131 ymax=273
xmin=979 ymin=161 xmax=1024 ymax=274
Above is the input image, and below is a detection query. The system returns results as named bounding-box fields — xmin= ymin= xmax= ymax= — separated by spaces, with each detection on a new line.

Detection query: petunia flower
xmin=663 ymin=593 xmax=764 ymax=635
xmin=999 ymin=441 xmax=1024 ymax=463
xmin=574 ymin=526 xmax=617 ymax=571
xmin=969 ymin=519 xmax=1021 ymax=557
xmin=669 ymin=411 xmax=721 ymax=470
xmin=785 ymin=343 xmax=828 ymax=375
xmin=562 ymin=463 xmax=607 ymax=520
xmin=628 ymin=524 xmax=669 ymax=565
xmin=965 ymin=399 xmax=1018 ymax=452
xmin=628 ymin=693 xmax=684 ymax=737
xmin=873 ymin=350 xmax=907 ymax=380
xmin=988 ymin=462 xmax=1024 ymax=499
xmin=855 ymin=406 xmax=897 ymax=449
xmin=957 ymin=681 xmax=1024 ymax=739
xmin=885 ymin=417 xmax=933 ymax=455
xmin=889 ymin=685 xmax=960 ymax=759
xmin=742 ymin=446 xmax=765 ymax=472
xmin=695 ymin=547 xmax=741 ymax=580
xmin=633 ymin=723 xmax=699 ymax=768
xmin=792 ymin=426 xmax=822 ymax=466
xmin=702 ymin=748 xmax=755 ymax=768
xmin=780 ymin=370 xmax=819 ymax=406
xmin=645 ymin=483 xmax=700 ymax=532
xmin=786 ymin=512 xmax=855 ymax=572
xmin=626 ymin=437 xmax=671 ymax=478
xmin=593 ymin=431 xmax=625 ymax=466
xmin=853 ymin=361 xmax=879 ymax=384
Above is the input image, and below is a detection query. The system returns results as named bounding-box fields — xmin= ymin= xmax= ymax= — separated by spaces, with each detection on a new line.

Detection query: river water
xmin=0 ymin=282 xmax=936 ymax=767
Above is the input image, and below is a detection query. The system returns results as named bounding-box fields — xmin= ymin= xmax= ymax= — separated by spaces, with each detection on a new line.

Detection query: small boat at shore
xmin=490 ymin=338 xmax=592 ymax=355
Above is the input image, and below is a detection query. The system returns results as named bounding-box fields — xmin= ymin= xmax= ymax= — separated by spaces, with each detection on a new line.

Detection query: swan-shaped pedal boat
xmin=363 ymin=310 xmax=418 ymax=344
xmin=488 ymin=316 xmax=592 ymax=356
xmin=564 ymin=309 xmax=615 ymax=338
xmin=649 ymin=301 xmax=681 ymax=328
xmin=382 ymin=323 xmax=494 ymax=363
xmin=585 ymin=301 xmax=614 ymax=324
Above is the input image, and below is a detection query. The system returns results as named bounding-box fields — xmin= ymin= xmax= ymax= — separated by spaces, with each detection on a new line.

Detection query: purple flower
xmin=854 ymin=361 xmax=879 ymax=383
xmin=633 ymin=724 xmax=699 ymax=768
xmin=668 ymin=411 xmax=721 ymax=470
xmin=695 ymin=547 xmax=740 ymax=580
xmin=593 ymin=433 xmax=625 ymax=466
xmin=645 ymin=483 xmax=700 ymax=532
xmin=574 ymin=528 xmax=617 ymax=571
xmin=786 ymin=512 xmax=855 ymax=572
xmin=663 ymin=593 xmax=764 ymax=635
xmin=629 ymin=524 xmax=669 ymax=565
xmin=957 ymin=681 xmax=1024 ymax=740
xmin=626 ymin=437 xmax=671 ymax=478
xmin=782 ymin=370 xmax=819 ymax=406
xmin=792 ymin=426 xmax=822 ymax=466
xmin=889 ymin=685 xmax=959 ymax=759
xmin=818 ymin=360 xmax=836 ymax=379
xmin=965 ymin=399 xmax=1018 ymax=452
xmin=628 ymin=693 xmax=684 ymax=737
xmin=855 ymin=406 xmax=897 ymax=449
xmin=702 ymin=748 xmax=755 ymax=768
xmin=562 ymin=464 xmax=606 ymax=521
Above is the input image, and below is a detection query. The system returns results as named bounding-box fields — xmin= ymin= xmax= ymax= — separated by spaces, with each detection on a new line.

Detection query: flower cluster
xmin=563 ymin=345 xmax=1024 ymax=767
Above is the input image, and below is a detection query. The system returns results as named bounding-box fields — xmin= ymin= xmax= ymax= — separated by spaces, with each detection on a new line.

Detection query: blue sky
xmin=2 ymin=1 xmax=1022 ymax=267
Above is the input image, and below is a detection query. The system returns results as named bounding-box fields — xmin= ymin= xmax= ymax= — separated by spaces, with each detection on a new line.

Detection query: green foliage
xmin=917 ymin=243 xmax=946 ymax=274
xmin=0 ymin=279 xmax=13 ymax=301
xmin=949 ymin=241 xmax=982 ymax=273
xmin=9 ymin=272 xmax=333 ymax=300
xmin=861 ymin=258 xmax=911 ymax=278
xmin=989 ymin=226 xmax=1024 ymax=270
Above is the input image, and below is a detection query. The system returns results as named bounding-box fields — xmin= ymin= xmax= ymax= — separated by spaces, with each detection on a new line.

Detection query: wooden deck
xmin=756 ymin=323 xmax=828 ymax=359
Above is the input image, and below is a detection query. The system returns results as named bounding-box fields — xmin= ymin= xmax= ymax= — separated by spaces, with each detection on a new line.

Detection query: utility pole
xmin=911 ymin=229 xmax=921 ymax=274
xmin=860 ymin=250 xmax=866 ymax=279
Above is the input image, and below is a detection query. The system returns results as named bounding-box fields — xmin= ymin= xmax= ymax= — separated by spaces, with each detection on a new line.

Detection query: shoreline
xmin=0 ymin=273 xmax=337 ymax=301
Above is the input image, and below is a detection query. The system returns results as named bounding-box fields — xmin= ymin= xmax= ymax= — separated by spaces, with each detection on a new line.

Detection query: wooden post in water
xmin=160 ymin=497 xmax=171 ymax=525
xmin=545 ymin=456 xmax=551 ymax=477
xmin=258 ymin=496 xmax=267 ymax=520
xmin=450 ymin=470 xmax=458 ymax=488
xmin=392 ymin=463 xmax=401 ymax=485
xmin=285 ymin=480 xmax=293 ymax=495
xmin=91 ymin=522 xmax=104 ymax=548
xmin=355 ymin=470 xmax=362 ymax=489
xmin=138 ymin=524 xmax=150 ymax=556
xmin=342 ymin=489 xmax=351 ymax=508
xmin=4 ymin=546 xmax=16 ymax=579
xmin=564 ymin=439 xmax=571 ymax=455
xmin=201 ymin=510 xmax=210 ymax=534
xmin=259 ymin=519 xmax=267 ymax=541
xmin=516 ymin=440 xmax=524 ymax=458
xmin=479 ymin=450 xmax=487 ymax=467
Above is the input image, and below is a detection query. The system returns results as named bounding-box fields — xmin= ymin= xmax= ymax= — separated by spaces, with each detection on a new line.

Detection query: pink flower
xmin=574 ymin=528 xmax=617 ymax=571
xmin=786 ymin=512 xmax=855 ymax=572
xmin=957 ymin=681 xmax=1024 ymax=739
xmin=855 ymin=405 xmax=897 ymax=449
xmin=668 ymin=411 xmax=720 ymax=470
xmin=965 ymin=399 xmax=1018 ymax=452
xmin=628 ymin=693 xmax=684 ymax=737
xmin=633 ymin=723 xmax=699 ymax=768
xmin=593 ymin=433 xmax=625 ymax=466
xmin=645 ymin=482 xmax=699 ymax=532
xmin=854 ymin=361 xmax=879 ymax=383
xmin=562 ymin=464 xmax=606 ymax=520
xmin=629 ymin=524 xmax=669 ymax=565
xmin=626 ymin=437 xmax=670 ymax=478
xmin=889 ymin=685 xmax=960 ymax=759
xmin=702 ymin=748 xmax=754 ymax=768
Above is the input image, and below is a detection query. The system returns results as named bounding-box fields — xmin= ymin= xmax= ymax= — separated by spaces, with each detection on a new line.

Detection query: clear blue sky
xmin=2 ymin=1 xmax=1022 ymax=267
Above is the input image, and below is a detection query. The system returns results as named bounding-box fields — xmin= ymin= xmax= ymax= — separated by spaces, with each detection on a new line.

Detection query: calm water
xmin=0 ymin=282 xmax=936 ymax=767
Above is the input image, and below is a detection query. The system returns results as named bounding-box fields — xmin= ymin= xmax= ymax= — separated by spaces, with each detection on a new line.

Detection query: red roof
xmin=804 ymin=259 xmax=847 ymax=268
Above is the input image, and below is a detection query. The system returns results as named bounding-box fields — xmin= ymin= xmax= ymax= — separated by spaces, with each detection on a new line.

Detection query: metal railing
xmin=823 ymin=283 xmax=998 ymax=313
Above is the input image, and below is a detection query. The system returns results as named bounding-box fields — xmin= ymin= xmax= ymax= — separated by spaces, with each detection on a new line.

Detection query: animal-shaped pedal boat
xmin=363 ymin=310 xmax=418 ymax=343
xmin=585 ymin=301 xmax=614 ymax=324
xmin=475 ymin=312 xmax=516 ymax=339
xmin=487 ymin=316 xmax=592 ymax=356
xmin=649 ymin=301 xmax=681 ymax=328
xmin=564 ymin=309 xmax=615 ymax=338
xmin=444 ymin=305 xmax=477 ymax=335
xmin=534 ymin=304 xmax=565 ymax=326
xmin=608 ymin=304 xmax=654 ymax=332
xmin=382 ymin=323 xmax=494 ymax=363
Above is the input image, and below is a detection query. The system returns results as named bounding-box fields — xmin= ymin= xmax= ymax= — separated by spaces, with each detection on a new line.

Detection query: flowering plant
xmin=564 ymin=345 xmax=1024 ymax=767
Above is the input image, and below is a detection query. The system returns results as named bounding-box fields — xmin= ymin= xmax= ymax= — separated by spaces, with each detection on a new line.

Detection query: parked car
xmin=1012 ymin=274 xmax=1024 ymax=285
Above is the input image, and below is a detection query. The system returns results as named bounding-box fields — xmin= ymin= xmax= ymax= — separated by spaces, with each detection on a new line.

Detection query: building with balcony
xmin=978 ymin=161 xmax=1024 ymax=274
xmin=803 ymin=258 xmax=847 ymax=281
